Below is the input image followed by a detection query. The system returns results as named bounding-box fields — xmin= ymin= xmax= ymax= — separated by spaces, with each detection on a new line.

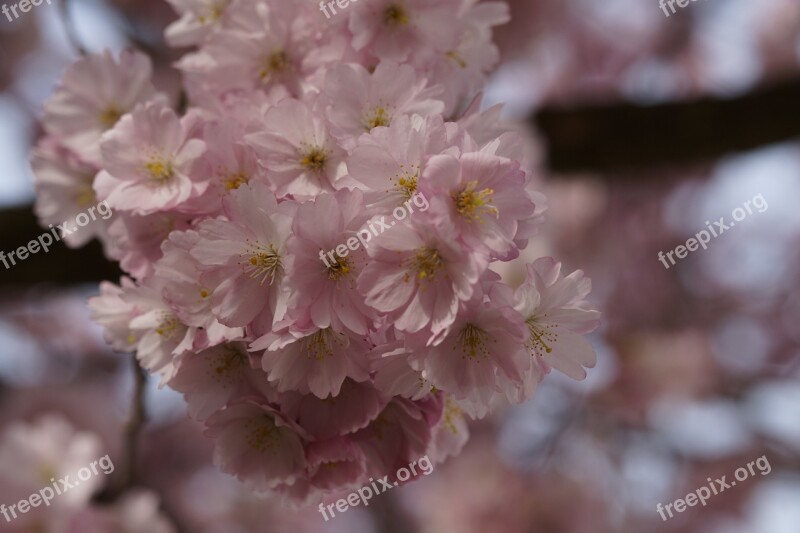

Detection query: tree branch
xmin=533 ymin=76 xmax=800 ymax=174
xmin=117 ymin=355 xmax=148 ymax=492
xmin=0 ymin=204 xmax=121 ymax=288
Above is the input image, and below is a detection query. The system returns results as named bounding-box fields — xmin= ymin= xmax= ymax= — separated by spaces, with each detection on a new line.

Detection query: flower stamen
xmin=403 ymin=246 xmax=443 ymax=287
xmin=326 ymin=255 xmax=352 ymax=281
xmin=364 ymin=107 xmax=392 ymax=130
xmin=526 ymin=316 xmax=557 ymax=356
xmin=302 ymin=329 xmax=347 ymax=361
xmin=453 ymin=323 xmax=492 ymax=360
xmin=300 ymin=147 xmax=328 ymax=172
xmin=383 ymin=4 xmax=410 ymax=27
xmin=144 ymin=157 xmax=174 ymax=183
xmin=259 ymin=50 xmax=290 ymax=82
xmin=240 ymin=242 xmax=283 ymax=286
xmin=453 ymin=180 xmax=497 ymax=222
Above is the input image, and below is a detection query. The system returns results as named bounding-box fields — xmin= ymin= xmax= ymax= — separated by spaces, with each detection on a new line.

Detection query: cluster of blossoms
xmin=0 ymin=416 xmax=174 ymax=532
xmin=31 ymin=0 xmax=600 ymax=504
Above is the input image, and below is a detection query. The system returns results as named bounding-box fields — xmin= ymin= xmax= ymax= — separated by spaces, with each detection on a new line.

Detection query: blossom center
xmin=211 ymin=346 xmax=246 ymax=382
xmin=455 ymin=323 xmax=492 ymax=360
xmin=244 ymin=416 xmax=279 ymax=453
xmin=365 ymin=107 xmax=392 ymax=130
xmin=390 ymin=167 xmax=418 ymax=200
xmin=326 ymin=255 xmax=352 ymax=281
xmin=300 ymin=147 xmax=328 ymax=172
xmin=259 ymin=50 xmax=289 ymax=81
xmin=241 ymin=243 xmax=283 ymax=286
xmin=198 ymin=0 xmax=228 ymax=23
xmin=223 ymin=173 xmax=248 ymax=191
xmin=383 ymin=4 xmax=410 ymax=26
xmin=155 ymin=313 xmax=182 ymax=340
xmin=453 ymin=180 xmax=497 ymax=222
xmin=75 ymin=185 xmax=97 ymax=208
xmin=526 ymin=317 xmax=556 ymax=356
xmin=99 ymin=106 xmax=122 ymax=128
xmin=403 ymin=246 xmax=443 ymax=286
xmin=302 ymin=329 xmax=347 ymax=361
xmin=145 ymin=158 xmax=174 ymax=183
xmin=39 ymin=465 xmax=58 ymax=485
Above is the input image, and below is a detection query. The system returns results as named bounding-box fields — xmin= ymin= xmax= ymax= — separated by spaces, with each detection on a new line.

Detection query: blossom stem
xmin=120 ymin=355 xmax=147 ymax=490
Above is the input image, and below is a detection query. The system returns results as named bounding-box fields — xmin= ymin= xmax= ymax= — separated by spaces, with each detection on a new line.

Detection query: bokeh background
xmin=1 ymin=0 xmax=800 ymax=531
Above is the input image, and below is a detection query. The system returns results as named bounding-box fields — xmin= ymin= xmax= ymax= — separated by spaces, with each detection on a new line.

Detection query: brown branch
xmin=92 ymin=355 xmax=147 ymax=503
xmin=117 ymin=355 xmax=148 ymax=492
xmin=0 ymin=204 xmax=121 ymax=288
xmin=92 ymin=357 xmax=187 ymax=533
xmin=533 ymin=76 xmax=800 ymax=174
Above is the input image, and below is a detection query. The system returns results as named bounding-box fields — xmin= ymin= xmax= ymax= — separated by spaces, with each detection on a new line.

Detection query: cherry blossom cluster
xmin=0 ymin=416 xmax=174 ymax=532
xmin=31 ymin=0 xmax=600 ymax=504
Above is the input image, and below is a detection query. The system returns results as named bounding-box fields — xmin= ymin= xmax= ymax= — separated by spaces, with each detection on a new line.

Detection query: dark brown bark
xmin=533 ymin=77 xmax=800 ymax=174
xmin=0 ymin=204 xmax=121 ymax=287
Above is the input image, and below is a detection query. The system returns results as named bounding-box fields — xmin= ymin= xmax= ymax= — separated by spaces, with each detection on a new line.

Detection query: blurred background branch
xmin=534 ymin=76 xmax=800 ymax=174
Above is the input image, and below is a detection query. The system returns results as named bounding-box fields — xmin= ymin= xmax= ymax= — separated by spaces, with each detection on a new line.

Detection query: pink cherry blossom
xmin=30 ymin=137 xmax=107 ymax=248
xmin=280 ymin=379 xmax=386 ymax=440
xmin=251 ymin=321 xmax=371 ymax=399
xmin=352 ymin=395 xmax=443 ymax=477
xmin=124 ymin=278 xmax=195 ymax=385
xmin=88 ymin=277 xmax=141 ymax=353
xmin=42 ymin=50 xmax=159 ymax=165
xmin=0 ymin=415 xmax=104 ymax=513
xmin=169 ymin=342 xmax=276 ymax=421
xmin=358 ymin=220 xmax=488 ymax=344
xmin=155 ymin=229 xmax=243 ymax=348
xmin=348 ymin=0 xmax=463 ymax=63
xmin=180 ymin=118 xmax=268 ymax=216
xmin=190 ymin=182 xmax=296 ymax=335
xmin=406 ymin=280 xmax=531 ymax=410
xmin=305 ymin=436 xmax=366 ymax=491
xmin=165 ymin=0 xmax=233 ymax=47
xmin=283 ymin=189 xmax=375 ymax=335
xmin=346 ymin=114 xmax=457 ymax=211
xmin=95 ymin=101 xmax=208 ymax=215
xmin=420 ymin=151 xmax=535 ymax=259
xmin=414 ymin=0 xmax=510 ymax=114
xmin=512 ymin=258 xmax=601 ymax=380
xmin=176 ymin=1 xmax=314 ymax=97
xmin=104 ymin=211 xmax=192 ymax=281
xmin=246 ymin=98 xmax=346 ymax=199
xmin=322 ymin=61 xmax=445 ymax=145
xmin=205 ymin=400 xmax=307 ymax=491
